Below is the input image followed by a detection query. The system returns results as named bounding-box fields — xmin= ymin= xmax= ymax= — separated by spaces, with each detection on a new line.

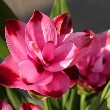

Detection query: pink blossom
xmin=0 ymin=100 xmax=13 ymax=110
xmin=77 ymin=29 xmax=110 ymax=91
xmin=0 ymin=10 xmax=92 ymax=98
xmin=20 ymin=102 xmax=42 ymax=110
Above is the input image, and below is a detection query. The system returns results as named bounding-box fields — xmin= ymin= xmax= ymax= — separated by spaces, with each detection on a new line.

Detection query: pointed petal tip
xmin=5 ymin=19 xmax=20 ymax=36
xmin=30 ymin=10 xmax=42 ymax=23
xmin=54 ymin=13 xmax=73 ymax=36
xmin=0 ymin=64 xmax=19 ymax=87
xmin=84 ymin=29 xmax=96 ymax=37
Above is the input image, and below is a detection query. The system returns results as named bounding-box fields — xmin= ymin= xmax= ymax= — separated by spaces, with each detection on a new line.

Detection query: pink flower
xmin=0 ymin=10 xmax=92 ymax=98
xmin=20 ymin=102 xmax=42 ymax=110
xmin=0 ymin=100 xmax=13 ymax=110
xmin=0 ymin=100 xmax=42 ymax=110
xmin=77 ymin=29 xmax=110 ymax=91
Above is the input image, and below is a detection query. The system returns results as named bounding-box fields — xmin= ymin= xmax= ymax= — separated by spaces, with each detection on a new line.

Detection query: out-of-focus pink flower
xmin=77 ymin=29 xmax=110 ymax=91
xmin=20 ymin=102 xmax=42 ymax=110
xmin=0 ymin=10 xmax=92 ymax=98
xmin=0 ymin=100 xmax=13 ymax=110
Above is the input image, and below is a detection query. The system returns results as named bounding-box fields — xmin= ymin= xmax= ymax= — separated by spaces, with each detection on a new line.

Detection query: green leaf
xmin=86 ymin=81 xmax=110 ymax=110
xmin=43 ymin=98 xmax=52 ymax=110
xmin=28 ymin=90 xmax=47 ymax=100
xmin=6 ymin=88 xmax=26 ymax=110
xmin=80 ymin=94 xmax=86 ymax=110
xmin=101 ymin=81 xmax=110 ymax=101
xmin=0 ymin=0 xmax=17 ymax=38
xmin=50 ymin=0 xmax=69 ymax=18
xmin=0 ymin=86 xmax=7 ymax=100
xmin=62 ymin=86 xmax=80 ymax=110
xmin=49 ymin=97 xmax=62 ymax=110
xmin=62 ymin=89 xmax=70 ymax=109
xmin=85 ymin=94 xmax=101 ymax=110
xmin=0 ymin=36 xmax=9 ymax=59
xmin=43 ymin=97 xmax=62 ymax=110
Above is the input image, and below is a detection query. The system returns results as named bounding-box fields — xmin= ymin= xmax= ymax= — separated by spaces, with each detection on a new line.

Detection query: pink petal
xmin=18 ymin=60 xmax=53 ymax=85
xmin=83 ymin=30 xmax=101 ymax=56
xmin=27 ymin=41 xmax=48 ymax=65
xmin=35 ymin=71 xmax=53 ymax=85
xmin=0 ymin=55 xmax=20 ymax=86
xmin=35 ymin=71 xmax=70 ymax=98
xmin=20 ymin=102 xmax=42 ymax=110
xmin=44 ymin=59 xmax=73 ymax=72
xmin=57 ymin=32 xmax=93 ymax=48
xmin=53 ymin=13 xmax=73 ymax=36
xmin=0 ymin=100 xmax=13 ymax=110
xmin=42 ymin=41 xmax=54 ymax=62
xmin=68 ymin=46 xmax=92 ymax=68
xmin=88 ymin=72 xmax=100 ymax=84
xmin=96 ymin=74 xmax=107 ymax=88
xmin=44 ymin=43 xmax=78 ymax=72
xmin=97 ymin=29 xmax=110 ymax=47
xmin=25 ymin=10 xmax=57 ymax=50
xmin=91 ymin=54 xmax=104 ymax=72
xmin=101 ymin=49 xmax=110 ymax=77
xmin=5 ymin=20 xmax=28 ymax=63
xmin=0 ymin=55 xmax=30 ymax=90
xmin=57 ymin=32 xmax=86 ymax=47
xmin=18 ymin=60 xmax=40 ymax=84
xmin=26 ymin=41 xmax=39 ymax=61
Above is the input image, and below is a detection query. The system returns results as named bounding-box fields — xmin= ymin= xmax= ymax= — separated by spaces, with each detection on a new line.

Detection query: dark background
xmin=4 ymin=0 xmax=110 ymax=33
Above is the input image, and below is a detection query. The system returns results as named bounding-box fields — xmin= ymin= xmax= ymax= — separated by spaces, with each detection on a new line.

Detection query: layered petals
xmin=0 ymin=56 xmax=53 ymax=90
xmin=35 ymin=71 xmax=70 ymax=98
xmin=44 ymin=43 xmax=78 ymax=72
xmin=26 ymin=10 xmax=57 ymax=50
xmin=0 ymin=10 xmax=94 ymax=97
xmin=0 ymin=55 xmax=24 ymax=87
xmin=45 ymin=32 xmax=93 ymax=72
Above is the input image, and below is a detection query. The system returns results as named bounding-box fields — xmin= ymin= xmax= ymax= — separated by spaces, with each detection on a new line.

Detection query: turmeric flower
xmin=0 ymin=10 xmax=92 ymax=98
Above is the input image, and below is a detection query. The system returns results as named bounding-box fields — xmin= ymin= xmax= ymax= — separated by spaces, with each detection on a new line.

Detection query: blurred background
xmin=0 ymin=0 xmax=110 ymax=63
xmin=3 ymin=0 xmax=110 ymax=32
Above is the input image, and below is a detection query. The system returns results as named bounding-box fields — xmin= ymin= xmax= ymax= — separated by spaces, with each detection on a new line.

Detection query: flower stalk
xmin=80 ymin=94 xmax=86 ymax=110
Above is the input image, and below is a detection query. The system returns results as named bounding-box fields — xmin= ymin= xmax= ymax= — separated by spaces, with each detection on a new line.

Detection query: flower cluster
xmin=1 ymin=10 xmax=109 ymax=98
xmin=77 ymin=29 xmax=110 ymax=91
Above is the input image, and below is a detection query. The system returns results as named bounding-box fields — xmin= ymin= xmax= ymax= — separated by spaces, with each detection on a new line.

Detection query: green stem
xmin=80 ymin=95 xmax=86 ymax=110
xmin=6 ymin=88 xmax=26 ymax=110
xmin=43 ymin=99 xmax=48 ymax=110
xmin=62 ymin=89 xmax=70 ymax=110
xmin=68 ymin=87 xmax=77 ymax=110
xmin=43 ymin=98 xmax=51 ymax=110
